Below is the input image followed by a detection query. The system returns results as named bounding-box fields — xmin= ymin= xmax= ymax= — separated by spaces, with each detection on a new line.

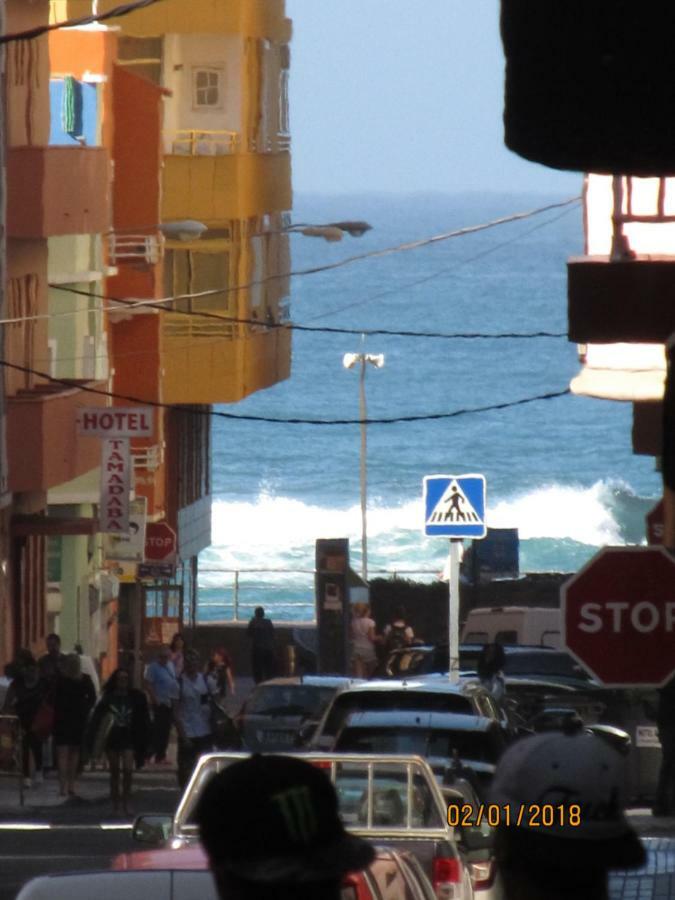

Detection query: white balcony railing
xmin=171 ymin=129 xmax=240 ymax=156
xmin=108 ymin=233 xmax=163 ymax=266
xmin=132 ymin=444 xmax=163 ymax=471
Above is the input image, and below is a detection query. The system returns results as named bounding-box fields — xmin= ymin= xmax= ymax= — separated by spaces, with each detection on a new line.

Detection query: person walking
xmin=38 ymin=633 xmax=65 ymax=689
xmin=489 ymin=729 xmax=645 ymax=900
xmin=169 ymin=632 xmax=186 ymax=678
xmin=143 ymin=644 xmax=179 ymax=766
xmin=87 ymin=668 xmax=150 ymax=816
xmin=350 ymin=602 xmax=378 ymax=678
xmin=53 ymin=653 xmax=96 ymax=797
xmin=204 ymin=646 xmax=235 ymax=704
xmin=2 ymin=650 xmax=48 ymax=788
xmin=653 ymin=673 xmax=675 ymax=816
xmin=195 ymin=754 xmax=374 ymax=900
xmin=172 ymin=649 xmax=214 ymax=789
xmin=246 ymin=607 xmax=276 ymax=684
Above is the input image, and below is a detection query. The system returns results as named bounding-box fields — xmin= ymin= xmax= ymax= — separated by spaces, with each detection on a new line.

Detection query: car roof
xmin=341 ymin=710 xmax=496 ymax=731
xmin=252 ymin=676 xmax=362 ymax=689
xmin=332 ymin=677 xmax=483 ymax=697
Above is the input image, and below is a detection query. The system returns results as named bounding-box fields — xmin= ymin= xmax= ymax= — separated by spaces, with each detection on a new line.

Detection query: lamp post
xmin=343 ymin=350 xmax=385 ymax=580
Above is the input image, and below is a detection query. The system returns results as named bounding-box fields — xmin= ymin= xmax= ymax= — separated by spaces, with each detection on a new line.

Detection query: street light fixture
xmin=343 ymin=350 xmax=385 ymax=581
xmin=255 ymin=220 xmax=373 ymax=242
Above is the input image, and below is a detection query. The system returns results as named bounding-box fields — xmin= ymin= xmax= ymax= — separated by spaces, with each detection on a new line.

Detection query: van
xmin=460 ymin=606 xmax=561 ymax=648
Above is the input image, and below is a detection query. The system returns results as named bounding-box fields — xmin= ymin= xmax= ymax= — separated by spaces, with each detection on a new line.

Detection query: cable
xmin=303 ymin=202 xmax=580 ymax=324
xmin=0 ymin=0 xmax=165 ymax=44
xmin=0 ymin=358 xmax=571 ymax=425
xmin=31 ymin=196 xmax=581 ymax=327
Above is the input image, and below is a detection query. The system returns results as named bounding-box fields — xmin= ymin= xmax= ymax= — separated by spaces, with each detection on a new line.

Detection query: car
xmin=377 ymin=643 xmax=594 ymax=686
xmin=235 ymin=675 xmax=361 ymax=750
xmin=308 ymin=677 xmax=516 ymax=751
xmin=16 ymin=848 xmax=438 ymax=900
xmin=129 ymin=751 xmax=481 ymax=900
xmin=334 ymin=710 xmax=509 ymax=794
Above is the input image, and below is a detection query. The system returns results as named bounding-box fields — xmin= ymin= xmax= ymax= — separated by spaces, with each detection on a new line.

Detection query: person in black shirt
xmin=246 ymin=607 xmax=276 ymax=683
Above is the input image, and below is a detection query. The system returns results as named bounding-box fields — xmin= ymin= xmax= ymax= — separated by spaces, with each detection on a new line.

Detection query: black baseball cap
xmin=196 ymin=755 xmax=375 ymax=883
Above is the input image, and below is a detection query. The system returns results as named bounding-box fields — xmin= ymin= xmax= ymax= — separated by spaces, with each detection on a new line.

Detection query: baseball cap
xmin=488 ymin=731 xmax=645 ymax=870
xmin=196 ymin=755 xmax=375 ymax=883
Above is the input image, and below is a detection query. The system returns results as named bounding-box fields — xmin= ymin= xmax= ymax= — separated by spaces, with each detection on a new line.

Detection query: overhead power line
xmin=0 ymin=358 xmax=570 ymax=426
xmin=0 ymin=0 xmax=165 ymax=44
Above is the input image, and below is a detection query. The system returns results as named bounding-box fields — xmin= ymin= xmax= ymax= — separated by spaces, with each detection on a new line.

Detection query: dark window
xmin=503 ymin=652 xmax=591 ymax=680
xmin=247 ymin=685 xmax=336 ymax=717
xmin=322 ymin=691 xmax=474 ymax=738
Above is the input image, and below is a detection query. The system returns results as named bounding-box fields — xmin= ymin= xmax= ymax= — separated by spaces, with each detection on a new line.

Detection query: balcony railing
xmin=132 ymin=444 xmax=163 ymax=471
xmin=171 ymin=130 xmax=240 ymax=156
xmin=108 ymin=233 xmax=163 ymax=266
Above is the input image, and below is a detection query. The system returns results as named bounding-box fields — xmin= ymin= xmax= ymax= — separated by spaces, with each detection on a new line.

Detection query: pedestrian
xmin=172 ymin=648 xmax=214 ymax=789
xmin=87 ymin=668 xmax=150 ymax=816
xmin=2 ymin=650 xmax=48 ymax=788
xmin=350 ymin=601 xmax=378 ymax=678
xmin=477 ymin=642 xmax=506 ymax=702
xmin=170 ymin=632 xmax=186 ymax=678
xmin=53 ymin=652 xmax=96 ymax=797
xmin=38 ymin=633 xmax=65 ymax=689
xmin=143 ymin=644 xmax=179 ymax=766
xmin=489 ymin=729 xmax=645 ymax=900
xmin=246 ymin=606 xmax=276 ymax=684
xmin=382 ymin=605 xmax=415 ymax=654
xmin=653 ymin=673 xmax=675 ymax=816
xmin=204 ymin=646 xmax=235 ymax=703
xmin=195 ymin=754 xmax=375 ymax=900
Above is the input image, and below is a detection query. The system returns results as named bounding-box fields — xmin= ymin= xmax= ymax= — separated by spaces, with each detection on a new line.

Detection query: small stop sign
xmin=562 ymin=546 xmax=675 ymax=687
xmin=144 ymin=522 xmax=177 ymax=563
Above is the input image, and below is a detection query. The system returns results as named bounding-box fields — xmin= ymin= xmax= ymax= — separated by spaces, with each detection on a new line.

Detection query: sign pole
xmin=449 ymin=539 xmax=461 ymax=683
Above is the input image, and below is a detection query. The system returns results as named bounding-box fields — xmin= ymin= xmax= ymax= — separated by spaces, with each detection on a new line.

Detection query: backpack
xmin=385 ymin=623 xmax=408 ymax=653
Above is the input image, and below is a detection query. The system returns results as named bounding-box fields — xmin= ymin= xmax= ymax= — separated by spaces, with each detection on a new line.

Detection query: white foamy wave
xmin=487 ymin=481 xmax=623 ymax=544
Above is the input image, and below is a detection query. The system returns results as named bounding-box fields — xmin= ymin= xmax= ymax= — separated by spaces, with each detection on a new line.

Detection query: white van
xmin=461 ymin=606 xmax=561 ymax=649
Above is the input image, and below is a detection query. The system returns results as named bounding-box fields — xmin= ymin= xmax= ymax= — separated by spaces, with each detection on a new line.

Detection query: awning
xmin=12 ymin=516 xmax=98 ymax=537
xmin=570 ymin=343 xmax=666 ymax=402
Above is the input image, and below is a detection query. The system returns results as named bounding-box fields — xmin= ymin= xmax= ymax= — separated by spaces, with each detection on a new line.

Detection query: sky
xmin=287 ymin=0 xmax=581 ymax=195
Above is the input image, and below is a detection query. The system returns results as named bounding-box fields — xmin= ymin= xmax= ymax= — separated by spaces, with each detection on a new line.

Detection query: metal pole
xmin=359 ymin=356 xmax=368 ymax=580
xmin=448 ymin=540 xmax=461 ymax=682
xmin=233 ymin=570 xmax=240 ymax=621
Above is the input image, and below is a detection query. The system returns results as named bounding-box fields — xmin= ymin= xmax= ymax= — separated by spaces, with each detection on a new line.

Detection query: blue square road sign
xmin=423 ymin=474 xmax=487 ymax=538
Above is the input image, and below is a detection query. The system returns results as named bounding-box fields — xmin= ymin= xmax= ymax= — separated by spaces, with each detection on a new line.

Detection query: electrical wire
xmin=0 ymin=0 xmax=165 ymax=44
xmin=0 ymin=358 xmax=571 ymax=426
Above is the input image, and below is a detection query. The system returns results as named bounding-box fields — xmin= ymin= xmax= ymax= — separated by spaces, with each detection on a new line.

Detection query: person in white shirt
xmin=172 ymin=649 xmax=214 ymax=789
xmin=350 ymin=602 xmax=378 ymax=678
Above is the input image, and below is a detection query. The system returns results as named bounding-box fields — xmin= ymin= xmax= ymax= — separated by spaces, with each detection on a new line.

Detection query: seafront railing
xmin=198 ymin=567 xmax=441 ymax=622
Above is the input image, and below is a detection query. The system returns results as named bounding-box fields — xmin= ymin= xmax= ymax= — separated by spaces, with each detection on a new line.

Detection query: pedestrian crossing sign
xmin=423 ymin=474 xmax=487 ymax=538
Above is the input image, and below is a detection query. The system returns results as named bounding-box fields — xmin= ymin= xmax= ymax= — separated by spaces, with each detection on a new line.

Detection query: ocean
xmin=198 ymin=192 xmax=663 ymax=623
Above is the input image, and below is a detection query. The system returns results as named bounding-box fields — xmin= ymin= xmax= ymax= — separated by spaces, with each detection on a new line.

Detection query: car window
xmin=428 ymin=728 xmax=500 ymax=763
xmin=463 ymin=631 xmax=488 ymax=643
xmin=503 ymin=651 xmax=592 ymax=680
xmin=321 ymin=691 xmax=474 ymax=739
xmin=333 ymin=761 xmax=444 ymax=830
xmin=337 ymin=727 xmax=429 ymax=756
xmin=495 ymin=630 xmax=518 ymax=644
xmin=246 ymin=685 xmax=335 ymax=716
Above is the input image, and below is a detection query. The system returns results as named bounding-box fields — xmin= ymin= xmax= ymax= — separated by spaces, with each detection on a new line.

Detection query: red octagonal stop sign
xmin=562 ymin=546 xmax=675 ymax=687
xmin=145 ymin=522 xmax=177 ymax=564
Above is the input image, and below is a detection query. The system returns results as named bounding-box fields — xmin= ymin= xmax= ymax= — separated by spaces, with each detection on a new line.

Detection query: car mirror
xmin=132 ymin=814 xmax=173 ymax=844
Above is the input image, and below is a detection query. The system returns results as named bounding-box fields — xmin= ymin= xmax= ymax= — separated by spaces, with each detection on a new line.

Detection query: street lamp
xmin=343 ymin=350 xmax=385 ymax=580
xmin=256 ymin=220 xmax=373 ymax=242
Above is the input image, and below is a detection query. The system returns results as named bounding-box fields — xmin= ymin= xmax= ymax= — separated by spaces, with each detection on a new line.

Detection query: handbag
xmin=31 ymin=702 xmax=55 ymax=740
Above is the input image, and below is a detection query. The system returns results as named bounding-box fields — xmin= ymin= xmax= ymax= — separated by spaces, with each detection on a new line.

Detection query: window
xmin=193 ymin=67 xmax=224 ymax=109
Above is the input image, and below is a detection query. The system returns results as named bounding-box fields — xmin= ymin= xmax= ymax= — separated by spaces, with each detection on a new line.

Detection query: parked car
xmin=308 ymin=678 xmax=516 ymax=751
xmin=129 ymin=751 xmax=483 ymax=900
xmin=235 ymin=675 xmax=360 ymax=750
xmin=378 ymin=644 xmax=593 ymax=687
xmin=17 ymin=849 xmax=437 ymax=900
xmin=334 ymin=710 xmax=508 ymax=795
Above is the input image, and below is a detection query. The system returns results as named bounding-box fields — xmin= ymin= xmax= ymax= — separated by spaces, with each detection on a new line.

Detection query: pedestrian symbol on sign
xmin=423 ymin=474 xmax=487 ymax=538
xmin=428 ymin=479 xmax=482 ymax=525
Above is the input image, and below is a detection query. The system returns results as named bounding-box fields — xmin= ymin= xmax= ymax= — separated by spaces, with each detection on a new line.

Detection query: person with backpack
xmin=383 ymin=606 xmax=415 ymax=654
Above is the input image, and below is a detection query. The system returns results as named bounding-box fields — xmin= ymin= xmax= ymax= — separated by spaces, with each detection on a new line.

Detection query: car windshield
xmin=337 ymin=727 xmax=500 ymax=764
xmin=322 ymin=691 xmax=474 ymax=738
xmin=246 ymin=685 xmax=337 ymax=716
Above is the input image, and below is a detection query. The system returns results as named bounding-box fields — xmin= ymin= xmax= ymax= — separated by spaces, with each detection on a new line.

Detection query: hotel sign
xmin=77 ymin=407 xmax=153 ymax=438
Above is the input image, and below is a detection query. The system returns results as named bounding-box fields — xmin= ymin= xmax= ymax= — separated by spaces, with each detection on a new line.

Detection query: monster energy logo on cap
xmin=272 ymin=786 xmax=319 ymax=844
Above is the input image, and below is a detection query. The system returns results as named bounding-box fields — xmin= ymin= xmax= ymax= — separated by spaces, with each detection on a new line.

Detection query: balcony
xmin=108 ymin=233 xmax=163 ymax=267
xmin=7 ymin=382 xmax=106 ymax=493
xmin=84 ymin=0 xmax=292 ymax=42
xmin=162 ymin=151 xmax=291 ymax=223
xmin=161 ymin=317 xmax=291 ymax=404
xmin=7 ymin=146 xmax=110 ymax=239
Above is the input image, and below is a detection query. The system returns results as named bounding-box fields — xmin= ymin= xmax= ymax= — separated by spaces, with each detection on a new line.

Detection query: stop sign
xmin=562 ymin=546 xmax=675 ymax=686
xmin=145 ymin=522 xmax=177 ymax=563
